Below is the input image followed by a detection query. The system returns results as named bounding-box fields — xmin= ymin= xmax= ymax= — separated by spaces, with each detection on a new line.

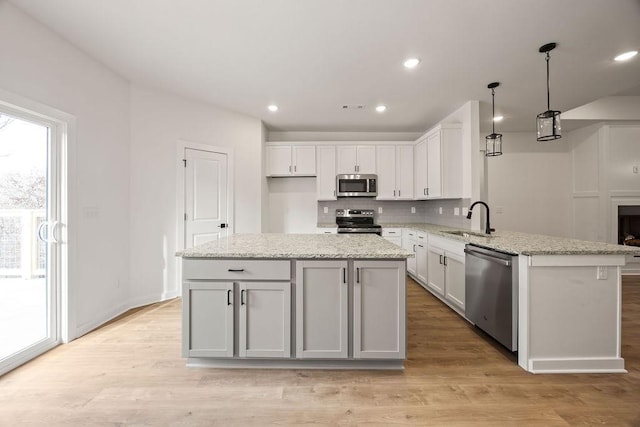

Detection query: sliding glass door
xmin=0 ymin=107 xmax=60 ymax=375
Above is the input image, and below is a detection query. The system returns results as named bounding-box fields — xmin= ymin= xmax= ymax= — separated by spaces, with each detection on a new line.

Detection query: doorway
xmin=0 ymin=107 xmax=61 ymax=375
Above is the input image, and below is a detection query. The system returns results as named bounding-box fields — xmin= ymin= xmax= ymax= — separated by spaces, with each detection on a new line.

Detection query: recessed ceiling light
xmin=376 ymin=105 xmax=387 ymax=113
xmin=403 ymin=58 xmax=421 ymax=69
xmin=493 ymin=115 xmax=504 ymax=122
xmin=614 ymin=50 xmax=638 ymax=62
xmin=267 ymin=105 xmax=278 ymax=112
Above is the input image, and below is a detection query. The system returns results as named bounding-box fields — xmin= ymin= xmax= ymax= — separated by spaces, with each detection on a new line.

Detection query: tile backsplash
xmin=317 ymin=198 xmax=472 ymax=228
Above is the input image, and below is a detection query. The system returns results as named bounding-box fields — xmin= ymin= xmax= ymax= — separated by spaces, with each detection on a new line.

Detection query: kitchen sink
xmin=442 ymin=230 xmax=491 ymax=238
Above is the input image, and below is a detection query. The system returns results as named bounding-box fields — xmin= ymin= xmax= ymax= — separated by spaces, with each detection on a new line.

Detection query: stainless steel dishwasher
xmin=464 ymin=244 xmax=518 ymax=351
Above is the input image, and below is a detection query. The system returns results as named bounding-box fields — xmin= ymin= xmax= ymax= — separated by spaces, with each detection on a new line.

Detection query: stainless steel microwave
xmin=336 ymin=174 xmax=377 ymax=197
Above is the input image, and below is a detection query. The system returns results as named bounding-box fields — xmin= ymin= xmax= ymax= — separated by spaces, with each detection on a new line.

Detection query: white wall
xmin=0 ymin=1 xmax=131 ymax=338
xmin=129 ymin=84 xmax=264 ymax=303
xmin=487 ymin=132 xmax=572 ymax=237
xmin=267 ymin=178 xmax=317 ymax=233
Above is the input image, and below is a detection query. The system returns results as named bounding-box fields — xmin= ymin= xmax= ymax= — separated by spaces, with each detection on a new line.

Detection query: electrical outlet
xmin=633 ymin=165 xmax=639 ymax=174
xmin=323 ymin=206 xmax=328 ymax=214
xmin=462 ymin=207 xmax=469 ymax=216
xmin=378 ymin=207 xmax=383 ymax=214
xmin=495 ymin=206 xmax=504 ymax=214
xmin=438 ymin=207 xmax=443 ymax=215
xmin=411 ymin=207 xmax=416 ymax=214
xmin=596 ymin=266 xmax=608 ymax=280
xmin=454 ymin=207 xmax=460 ymax=216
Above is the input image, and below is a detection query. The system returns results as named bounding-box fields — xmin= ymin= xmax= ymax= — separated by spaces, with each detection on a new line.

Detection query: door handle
xmin=423 ymin=188 xmax=427 ymax=195
xmin=227 ymin=289 xmax=232 ymax=305
xmin=393 ymin=190 xmax=396 ymax=197
xmin=294 ymin=165 xmax=297 ymax=172
xmin=398 ymin=190 xmax=401 ymax=197
xmin=241 ymin=289 xmax=246 ymax=305
xmin=342 ymin=267 xmax=346 ymax=284
xmin=356 ymin=267 xmax=360 ymax=283
xmin=426 ymin=188 xmax=429 ymax=196
xmin=439 ymin=254 xmax=443 ymax=264
xmin=443 ymin=256 xmax=447 ymax=266
xmin=37 ymin=221 xmax=47 ymax=242
xmin=218 ymin=223 xmax=228 ymax=228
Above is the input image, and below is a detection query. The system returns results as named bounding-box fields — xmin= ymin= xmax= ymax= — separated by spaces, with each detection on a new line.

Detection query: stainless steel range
xmin=335 ymin=209 xmax=382 ymax=235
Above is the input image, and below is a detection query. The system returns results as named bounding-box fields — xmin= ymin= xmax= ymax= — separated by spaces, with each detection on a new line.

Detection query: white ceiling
xmin=9 ymin=0 xmax=640 ymax=133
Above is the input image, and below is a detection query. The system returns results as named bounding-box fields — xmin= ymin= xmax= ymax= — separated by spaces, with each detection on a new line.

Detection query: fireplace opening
xmin=618 ymin=205 xmax=640 ymax=246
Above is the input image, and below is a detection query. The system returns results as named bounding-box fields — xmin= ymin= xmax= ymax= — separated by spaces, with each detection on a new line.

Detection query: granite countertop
xmin=318 ymin=222 xmax=640 ymax=256
xmin=177 ymin=233 xmax=414 ymax=259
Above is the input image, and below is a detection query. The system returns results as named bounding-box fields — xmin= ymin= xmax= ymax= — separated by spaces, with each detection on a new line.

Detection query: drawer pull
xmin=342 ymin=267 xmax=346 ymax=284
xmin=241 ymin=289 xmax=246 ymax=305
xmin=227 ymin=289 xmax=232 ymax=305
xmin=228 ymin=269 xmax=245 ymax=272
xmin=356 ymin=267 xmax=360 ymax=283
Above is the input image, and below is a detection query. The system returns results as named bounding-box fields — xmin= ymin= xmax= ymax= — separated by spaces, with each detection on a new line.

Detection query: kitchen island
xmin=177 ymin=234 xmax=413 ymax=370
xmin=356 ymin=223 xmax=640 ymax=374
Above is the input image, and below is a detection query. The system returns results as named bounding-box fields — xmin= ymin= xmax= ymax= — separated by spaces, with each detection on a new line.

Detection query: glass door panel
xmin=0 ymin=110 xmax=58 ymax=372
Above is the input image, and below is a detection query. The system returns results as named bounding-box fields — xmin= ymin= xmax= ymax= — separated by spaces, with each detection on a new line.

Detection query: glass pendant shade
xmin=536 ymin=109 xmax=561 ymax=141
xmin=485 ymin=133 xmax=503 ymax=156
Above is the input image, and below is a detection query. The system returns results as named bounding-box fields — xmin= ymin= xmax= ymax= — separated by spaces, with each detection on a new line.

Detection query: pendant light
xmin=536 ymin=42 xmax=561 ymax=141
xmin=485 ymin=82 xmax=503 ymax=156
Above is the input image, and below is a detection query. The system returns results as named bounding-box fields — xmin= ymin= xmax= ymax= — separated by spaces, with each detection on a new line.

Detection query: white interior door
xmin=185 ymin=148 xmax=229 ymax=248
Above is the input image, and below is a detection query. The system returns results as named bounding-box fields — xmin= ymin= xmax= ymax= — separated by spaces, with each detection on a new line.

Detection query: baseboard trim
xmin=528 ymin=357 xmax=626 ymax=374
xmin=186 ymin=358 xmax=405 ymax=370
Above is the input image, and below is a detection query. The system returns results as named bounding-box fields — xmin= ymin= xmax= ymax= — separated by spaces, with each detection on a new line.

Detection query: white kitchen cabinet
xmin=316 ymin=145 xmax=337 ymax=200
xmin=182 ymin=281 xmax=234 ymax=358
xmin=353 ymin=260 xmax=406 ymax=359
xmin=402 ymin=229 xmax=417 ymax=276
xmin=316 ymin=227 xmax=337 ymax=234
xmin=415 ymin=232 xmax=428 ymax=284
xmin=376 ymin=145 xmax=414 ymax=200
xmin=382 ymin=227 xmax=402 ymax=246
xmin=266 ymin=145 xmax=316 ymax=177
xmin=427 ymin=235 xmax=466 ymax=312
xmin=295 ymin=261 xmax=348 ymax=359
xmin=337 ymin=145 xmax=376 ymax=174
xmin=238 ymin=281 xmax=291 ymax=358
xmin=413 ymin=124 xmax=462 ymax=199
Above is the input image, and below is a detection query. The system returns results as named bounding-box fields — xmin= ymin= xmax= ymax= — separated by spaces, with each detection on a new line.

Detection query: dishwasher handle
xmin=464 ymin=248 xmax=512 ymax=267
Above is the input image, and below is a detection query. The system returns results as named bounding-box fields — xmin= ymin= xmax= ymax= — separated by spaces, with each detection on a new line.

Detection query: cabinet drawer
xmin=382 ymin=228 xmax=401 ymax=237
xmin=183 ymin=259 xmax=291 ymax=280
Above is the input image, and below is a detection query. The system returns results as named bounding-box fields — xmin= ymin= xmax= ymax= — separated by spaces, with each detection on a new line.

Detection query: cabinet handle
xmin=289 ymin=165 xmax=292 ymax=173
xmin=356 ymin=267 xmax=360 ymax=283
xmin=241 ymin=289 xmax=246 ymax=305
xmin=294 ymin=165 xmax=297 ymax=172
xmin=423 ymin=188 xmax=427 ymax=196
xmin=393 ymin=190 xmax=396 ymax=197
xmin=228 ymin=269 xmax=244 ymax=272
xmin=413 ymin=244 xmax=416 ymax=252
xmin=342 ymin=267 xmax=346 ymax=284
xmin=398 ymin=190 xmax=401 ymax=197
xmin=443 ymin=256 xmax=448 ymax=266
xmin=227 ymin=289 xmax=232 ymax=305
xmin=426 ymin=187 xmax=429 ymax=196
xmin=439 ymin=254 xmax=443 ymax=264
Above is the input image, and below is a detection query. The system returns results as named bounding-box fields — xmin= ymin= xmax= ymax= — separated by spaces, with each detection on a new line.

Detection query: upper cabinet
xmin=336 ymin=145 xmax=376 ymax=174
xmin=266 ymin=145 xmax=316 ymax=177
xmin=376 ymin=145 xmax=414 ymax=200
xmin=316 ymin=145 xmax=337 ymax=200
xmin=414 ymin=124 xmax=462 ymax=200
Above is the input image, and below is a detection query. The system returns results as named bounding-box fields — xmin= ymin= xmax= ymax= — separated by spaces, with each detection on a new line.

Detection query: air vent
xmin=342 ymin=104 xmax=365 ymax=110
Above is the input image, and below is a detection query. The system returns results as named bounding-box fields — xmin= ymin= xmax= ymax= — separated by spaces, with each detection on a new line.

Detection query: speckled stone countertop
xmin=318 ymin=222 xmax=640 ymax=256
xmin=177 ymin=233 xmax=414 ymax=259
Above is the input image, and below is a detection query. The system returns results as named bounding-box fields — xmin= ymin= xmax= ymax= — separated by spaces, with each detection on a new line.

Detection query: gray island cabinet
xmin=177 ymin=234 xmax=413 ymax=370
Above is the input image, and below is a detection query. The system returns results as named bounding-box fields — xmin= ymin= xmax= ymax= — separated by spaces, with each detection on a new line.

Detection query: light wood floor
xmin=1 ymin=276 xmax=639 ymax=426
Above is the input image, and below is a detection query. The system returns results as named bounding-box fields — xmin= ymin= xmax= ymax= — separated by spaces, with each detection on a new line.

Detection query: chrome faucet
xmin=466 ymin=201 xmax=495 ymax=235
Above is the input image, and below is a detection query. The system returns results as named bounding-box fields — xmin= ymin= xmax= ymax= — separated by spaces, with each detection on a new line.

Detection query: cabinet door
xmin=426 ymin=131 xmax=442 ymax=198
xmin=444 ymin=252 xmax=465 ymax=311
xmin=356 ymin=146 xmax=376 ymax=174
xmin=401 ymin=230 xmax=417 ymax=276
xmin=441 ymin=127 xmax=463 ymax=198
xmin=267 ymin=146 xmax=292 ymax=176
xmin=292 ymin=146 xmax=316 ymax=176
xmin=353 ymin=261 xmax=406 ymax=359
xmin=336 ymin=146 xmax=358 ymax=174
xmin=416 ymin=241 xmax=428 ymax=284
xmin=376 ymin=145 xmax=396 ymax=199
xmin=414 ymin=138 xmax=428 ymax=200
xmin=316 ymin=145 xmax=337 ymax=200
xmin=238 ymin=282 xmax=291 ymax=358
xmin=296 ymin=261 xmax=348 ymax=359
xmin=182 ymin=282 xmax=234 ymax=358
xmin=427 ymin=246 xmax=445 ymax=296
xmin=396 ymin=145 xmax=414 ymax=199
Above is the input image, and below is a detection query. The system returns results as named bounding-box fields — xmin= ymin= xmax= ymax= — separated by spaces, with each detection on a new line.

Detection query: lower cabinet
xmin=353 ymin=261 xmax=406 ymax=359
xmin=401 ymin=229 xmax=417 ymax=275
xmin=296 ymin=261 xmax=349 ymax=359
xmin=427 ymin=235 xmax=466 ymax=312
xmin=415 ymin=232 xmax=428 ymax=284
xmin=238 ymin=282 xmax=291 ymax=358
xmin=183 ymin=280 xmax=291 ymax=358
xmin=183 ymin=281 xmax=234 ymax=358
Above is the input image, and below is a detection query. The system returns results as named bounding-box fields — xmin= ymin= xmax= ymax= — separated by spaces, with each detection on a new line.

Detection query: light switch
xmin=438 ymin=207 xmax=443 ymax=215
xmin=462 ymin=207 xmax=469 ymax=216
xmin=378 ymin=207 xmax=383 ymax=214
xmin=454 ymin=207 xmax=460 ymax=216
xmin=323 ymin=206 xmax=328 ymax=214
xmin=633 ymin=165 xmax=638 ymax=174
xmin=411 ymin=207 xmax=416 ymax=214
